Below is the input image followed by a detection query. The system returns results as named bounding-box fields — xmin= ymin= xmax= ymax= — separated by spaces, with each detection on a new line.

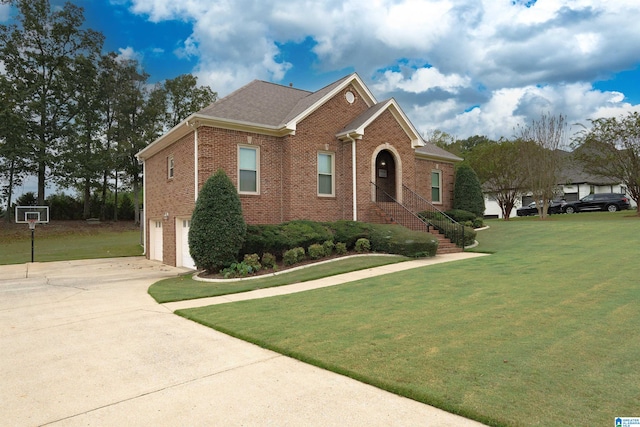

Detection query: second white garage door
xmin=176 ymin=218 xmax=196 ymax=270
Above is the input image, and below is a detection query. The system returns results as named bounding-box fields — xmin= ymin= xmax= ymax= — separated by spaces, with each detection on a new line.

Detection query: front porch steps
xmin=369 ymin=205 xmax=462 ymax=255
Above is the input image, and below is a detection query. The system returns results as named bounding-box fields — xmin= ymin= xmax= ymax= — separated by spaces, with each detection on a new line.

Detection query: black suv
xmin=562 ymin=193 xmax=630 ymax=213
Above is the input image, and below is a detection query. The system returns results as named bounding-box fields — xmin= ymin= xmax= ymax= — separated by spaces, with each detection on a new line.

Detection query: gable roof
xmin=137 ymin=73 xmax=459 ymax=163
xmin=337 ymin=98 xmax=426 ymax=149
xmin=415 ymin=143 xmax=464 ymax=163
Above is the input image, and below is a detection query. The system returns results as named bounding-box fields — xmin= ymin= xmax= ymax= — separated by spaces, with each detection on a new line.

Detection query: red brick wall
xmin=197 ymin=127 xmax=284 ymax=224
xmin=414 ymin=158 xmax=456 ymax=211
xmin=143 ymin=84 xmax=458 ymax=266
xmin=144 ymin=132 xmax=196 ymax=266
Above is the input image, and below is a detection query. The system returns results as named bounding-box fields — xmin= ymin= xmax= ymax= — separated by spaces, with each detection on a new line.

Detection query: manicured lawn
xmin=149 ymin=255 xmax=410 ymax=303
xmin=0 ymin=221 xmax=142 ymax=264
xmin=177 ymin=211 xmax=640 ymax=427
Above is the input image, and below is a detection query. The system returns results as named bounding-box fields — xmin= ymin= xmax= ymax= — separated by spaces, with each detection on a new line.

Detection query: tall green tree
xmin=0 ymin=73 xmax=29 ymax=221
xmin=57 ymin=53 xmax=104 ymax=218
xmin=0 ymin=0 xmax=103 ymax=205
xmin=469 ymin=139 xmax=528 ymax=220
xmin=573 ymin=112 xmax=640 ymax=215
xmin=163 ymin=74 xmax=217 ymax=129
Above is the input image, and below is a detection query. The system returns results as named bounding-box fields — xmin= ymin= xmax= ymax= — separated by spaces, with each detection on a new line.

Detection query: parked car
xmin=562 ymin=193 xmax=630 ymax=213
xmin=516 ymin=200 xmax=566 ymax=216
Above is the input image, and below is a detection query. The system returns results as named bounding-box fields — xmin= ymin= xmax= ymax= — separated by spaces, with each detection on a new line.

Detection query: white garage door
xmin=149 ymin=220 xmax=163 ymax=262
xmin=177 ymin=219 xmax=196 ymax=269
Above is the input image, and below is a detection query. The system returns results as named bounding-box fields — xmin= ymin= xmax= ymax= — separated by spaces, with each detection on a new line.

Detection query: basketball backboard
xmin=15 ymin=206 xmax=49 ymax=224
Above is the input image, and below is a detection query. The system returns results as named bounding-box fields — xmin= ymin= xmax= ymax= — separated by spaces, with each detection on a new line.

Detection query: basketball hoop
xmin=28 ymin=219 xmax=37 ymax=230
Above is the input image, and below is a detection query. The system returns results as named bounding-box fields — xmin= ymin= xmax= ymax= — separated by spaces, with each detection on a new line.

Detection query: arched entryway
xmin=374 ymin=149 xmax=397 ymax=200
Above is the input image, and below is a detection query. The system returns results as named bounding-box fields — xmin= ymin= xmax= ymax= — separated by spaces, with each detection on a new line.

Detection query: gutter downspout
xmin=193 ymin=125 xmax=199 ymax=202
xmin=347 ymin=134 xmax=357 ymax=221
xmin=141 ymin=159 xmax=147 ymax=255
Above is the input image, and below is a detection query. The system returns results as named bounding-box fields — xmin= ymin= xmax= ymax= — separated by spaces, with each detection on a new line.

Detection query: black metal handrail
xmin=371 ymin=182 xmax=430 ymax=233
xmin=402 ymin=184 xmax=465 ymax=248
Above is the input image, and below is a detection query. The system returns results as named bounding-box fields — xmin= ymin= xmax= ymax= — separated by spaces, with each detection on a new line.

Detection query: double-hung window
xmin=318 ymin=152 xmax=335 ymax=197
xmin=238 ymin=146 xmax=259 ymax=194
xmin=167 ymin=156 xmax=174 ymax=179
xmin=431 ymin=170 xmax=442 ymax=203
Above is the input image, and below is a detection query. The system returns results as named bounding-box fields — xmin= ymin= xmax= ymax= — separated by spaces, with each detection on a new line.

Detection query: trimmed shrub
xmin=241 ymin=220 xmax=332 ymax=258
xmin=189 ymin=169 xmax=246 ymax=273
xmin=444 ymin=209 xmax=476 ymax=223
xmin=327 ymin=220 xmax=372 ymax=249
xmin=335 ymin=242 xmax=347 ymax=255
xmin=453 ymin=164 xmax=485 ymax=218
xmin=283 ymin=247 xmax=305 ymax=266
xmin=322 ymin=240 xmax=335 ymax=256
xmin=261 ymin=253 xmax=276 ymax=269
xmin=355 ymin=238 xmax=371 ymax=253
xmin=308 ymin=243 xmax=325 ymax=260
xmin=221 ymin=261 xmax=254 ymax=279
xmin=243 ymin=254 xmax=261 ymax=272
xmin=368 ymin=224 xmax=438 ymax=257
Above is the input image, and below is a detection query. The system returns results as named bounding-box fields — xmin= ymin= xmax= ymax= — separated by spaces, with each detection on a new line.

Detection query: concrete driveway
xmin=0 ymin=257 xmax=485 ymax=426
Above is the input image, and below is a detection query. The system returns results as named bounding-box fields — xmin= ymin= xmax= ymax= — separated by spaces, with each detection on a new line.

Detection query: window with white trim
xmin=318 ymin=152 xmax=335 ymax=196
xmin=238 ymin=145 xmax=259 ymax=194
xmin=168 ymin=156 xmax=174 ymax=179
xmin=431 ymin=170 xmax=442 ymax=203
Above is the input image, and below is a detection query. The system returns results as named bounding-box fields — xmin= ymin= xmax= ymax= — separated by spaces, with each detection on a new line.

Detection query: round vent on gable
xmin=345 ymin=91 xmax=355 ymax=104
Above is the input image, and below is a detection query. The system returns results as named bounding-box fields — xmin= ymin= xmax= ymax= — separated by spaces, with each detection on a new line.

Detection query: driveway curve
xmin=0 ymin=257 xmax=485 ymax=426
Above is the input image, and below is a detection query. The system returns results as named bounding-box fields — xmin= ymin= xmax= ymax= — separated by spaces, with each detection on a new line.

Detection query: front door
xmin=375 ymin=150 xmax=396 ymax=201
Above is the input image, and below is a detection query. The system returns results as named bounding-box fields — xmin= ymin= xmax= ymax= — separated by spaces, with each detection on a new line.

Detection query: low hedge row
xmin=240 ymin=220 xmax=439 ymax=259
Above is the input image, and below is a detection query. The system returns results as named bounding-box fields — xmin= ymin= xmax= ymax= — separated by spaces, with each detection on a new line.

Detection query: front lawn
xmin=149 ymin=255 xmax=410 ymax=303
xmin=0 ymin=221 xmax=142 ymax=264
xmin=177 ymin=211 xmax=640 ymax=426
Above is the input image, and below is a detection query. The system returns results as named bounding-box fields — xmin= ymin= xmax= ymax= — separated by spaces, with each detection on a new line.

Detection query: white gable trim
xmin=336 ymin=99 xmax=425 ymax=148
xmin=284 ymin=74 xmax=377 ymax=131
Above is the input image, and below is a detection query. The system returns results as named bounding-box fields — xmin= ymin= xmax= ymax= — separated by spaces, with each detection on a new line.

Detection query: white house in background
xmin=484 ymin=153 xmax=636 ymax=219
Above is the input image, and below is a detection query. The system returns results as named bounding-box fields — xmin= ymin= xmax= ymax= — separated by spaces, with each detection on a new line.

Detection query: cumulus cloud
xmin=125 ymin=0 xmax=640 ymax=138
xmin=116 ymin=46 xmax=144 ymax=63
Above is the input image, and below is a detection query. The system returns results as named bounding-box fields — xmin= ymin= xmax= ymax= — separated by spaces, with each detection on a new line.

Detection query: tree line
xmin=0 ymin=0 xmax=217 ymax=222
xmin=430 ymin=112 xmax=640 ymax=219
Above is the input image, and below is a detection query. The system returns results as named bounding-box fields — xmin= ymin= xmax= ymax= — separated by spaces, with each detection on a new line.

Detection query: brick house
xmin=137 ymin=73 xmax=461 ymax=268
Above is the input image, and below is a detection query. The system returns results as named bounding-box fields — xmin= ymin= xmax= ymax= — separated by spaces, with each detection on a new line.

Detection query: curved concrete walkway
xmin=0 ymin=255 xmax=487 ymax=426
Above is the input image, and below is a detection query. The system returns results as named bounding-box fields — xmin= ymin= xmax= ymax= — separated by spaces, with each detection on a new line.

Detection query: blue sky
xmin=3 ymin=0 xmax=640 ymax=142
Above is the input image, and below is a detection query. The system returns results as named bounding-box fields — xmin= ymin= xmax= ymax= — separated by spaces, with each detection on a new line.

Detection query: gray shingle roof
xmin=197 ymin=80 xmax=311 ymax=127
xmin=415 ymin=143 xmax=463 ymax=162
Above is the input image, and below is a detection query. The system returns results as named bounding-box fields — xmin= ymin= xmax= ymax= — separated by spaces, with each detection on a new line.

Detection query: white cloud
xmin=116 ymin=46 xmax=144 ymax=63
xmin=125 ymin=0 xmax=640 ymax=138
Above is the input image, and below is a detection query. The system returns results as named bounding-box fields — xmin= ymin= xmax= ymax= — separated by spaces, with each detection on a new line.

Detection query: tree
xmin=573 ymin=112 xmax=640 ymax=215
xmin=0 ymin=73 xmax=28 ymax=221
xmin=0 ymin=0 xmax=103 ymax=205
xmin=453 ymin=164 xmax=485 ymax=218
xmin=163 ymin=74 xmax=217 ymax=129
xmin=188 ymin=169 xmax=246 ymax=273
xmin=518 ymin=113 xmax=567 ymax=219
xmin=469 ymin=139 xmax=528 ymax=220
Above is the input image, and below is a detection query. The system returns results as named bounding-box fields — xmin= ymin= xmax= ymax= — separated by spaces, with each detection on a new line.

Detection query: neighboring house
xmin=484 ymin=151 xmax=636 ymax=218
xmin=137 ymin=73 xmax=461 ymax=267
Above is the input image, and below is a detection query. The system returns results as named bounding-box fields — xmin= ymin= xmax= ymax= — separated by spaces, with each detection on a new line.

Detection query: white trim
xmin=317 ymin=151 xmax=335 ymax=197
xmin=348 ymin=135 xmax=358 ymax=221
xmin=431 ymin=169 xmax=442 ymax=204
xmin=371 ymin=144 xmax=403 ymax=203
xmin=167 ymin=155 xmax=174 ymax=179
xmin=238 ymin=144 xmax=260 ymax=195
xmin=141 ymin=161 xmax=147 ymax=255
xmin=194 ymin=127 xmax=199 ymax=201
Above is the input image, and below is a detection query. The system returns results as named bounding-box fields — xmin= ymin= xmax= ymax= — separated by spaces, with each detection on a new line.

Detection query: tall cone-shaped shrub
xmin=189 ymin=169 xmax=246 ymax=273
xmin=453 ymin=164 xmax=485 ymax=218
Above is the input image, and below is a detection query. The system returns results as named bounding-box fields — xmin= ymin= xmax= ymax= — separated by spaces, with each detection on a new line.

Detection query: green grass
xmin=149 ymin=255 xmax=410 ymax=303
xmin=0 ymin=221 xmax=142 ymax=264
xmin=177 ymin=211 xmax=640 ymax=427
